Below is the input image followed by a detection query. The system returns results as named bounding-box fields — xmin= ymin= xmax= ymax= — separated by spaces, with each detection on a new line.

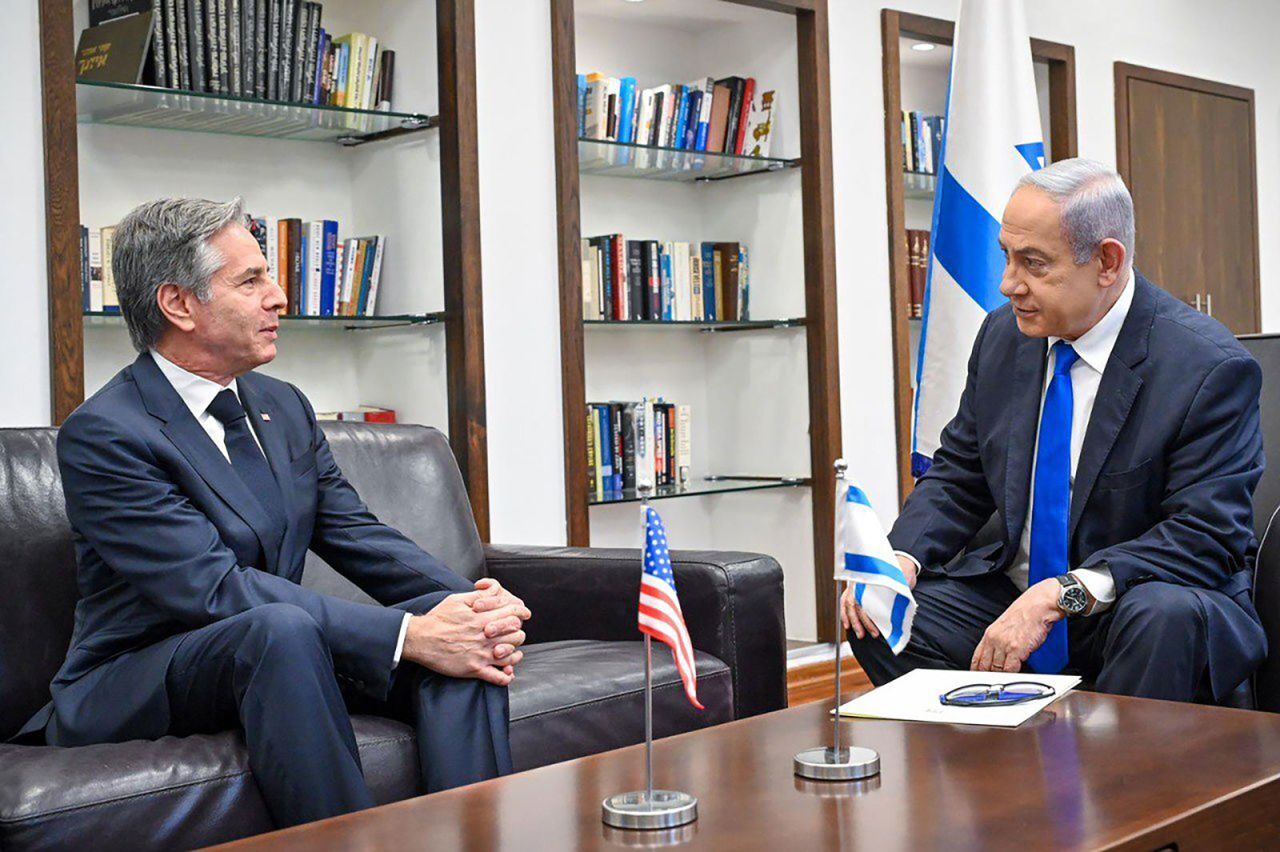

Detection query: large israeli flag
xmin=836 ymin=482 xmax=916 ymax=655
xmin=912 ymin=0 xmax=1044 ymax=476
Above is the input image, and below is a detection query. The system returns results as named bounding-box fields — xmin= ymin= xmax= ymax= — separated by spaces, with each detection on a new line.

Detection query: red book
xmin=612 ymin=235 xmax=627 ymax=320
xmin=734 ymin=77 xmax=755 ymax=155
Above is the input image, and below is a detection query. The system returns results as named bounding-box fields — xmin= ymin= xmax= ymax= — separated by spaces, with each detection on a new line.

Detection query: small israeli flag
xmin=836 ymin=483 xmax=916 ymax=655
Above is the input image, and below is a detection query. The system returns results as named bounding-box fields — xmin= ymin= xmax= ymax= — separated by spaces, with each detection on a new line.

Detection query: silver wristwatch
xmin=1055 ymin=574 xmax=1091 ymax=617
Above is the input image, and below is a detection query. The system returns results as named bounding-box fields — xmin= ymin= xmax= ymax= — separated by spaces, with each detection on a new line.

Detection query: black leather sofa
xmin=0 ymin=423 xmax=786 ymax=850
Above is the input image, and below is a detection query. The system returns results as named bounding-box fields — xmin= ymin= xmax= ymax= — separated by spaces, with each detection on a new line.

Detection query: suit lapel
xmin=1004 ymin=334 xmax=1048 ymax=549
xmin=1067 ymin=274 xmax=1154 ymax=543
xmin=133 ymin=353 xmax=284 ymax=573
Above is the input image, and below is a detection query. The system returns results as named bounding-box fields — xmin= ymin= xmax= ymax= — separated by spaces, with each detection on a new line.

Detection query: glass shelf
xmin=588 ymin=475 xmax=810 ymax=506
xmin=584 ymin=318 xmax=806 ymax=332
xmin=76 ymin=80 xmax=437 ymax=144
xmin=903 ymin=170 xmax=938 ymax=199
xmin=579 ymin=137 xmax=799 ymax=182
xmin=83 ymin=312 xmax=445 ymax=330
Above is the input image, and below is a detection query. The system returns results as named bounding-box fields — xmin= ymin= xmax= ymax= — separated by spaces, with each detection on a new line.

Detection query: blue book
xmin=683 ymin=90 xmax=702 ymax=150
xmin=617 ymin=77 xmax=636 ymax=144
xmin=357 ymin=237 xmax=379 ymax=314
xmin=597 ymin=404 xmax=614 ymax=485
xmin=577 ymin=74 xmax=587 ymax=136
xmin=660 ymin=248 xmax=674 ymax=320
xmin=319 ymin=220 xmax=338 ymax=316
xmin=312 ymin=29 xmax=327 ymax=104
xmin=672 ymin=86 xmax=690 ymax=150
xmin=695 ymin=92 xmax=711 ymax=151
xmin=300 ymin=229 xmax=309 ymax=316
xmin=700 ymin=242 xmax=716 ymax=320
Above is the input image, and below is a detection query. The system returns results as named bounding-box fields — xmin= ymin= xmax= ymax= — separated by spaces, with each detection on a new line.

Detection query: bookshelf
xmin=551 ymin=0 xmax=842 ymax=642
xmin=880 ymin=10 xmax=1078 ymax=502
xmin=39 ymin=0 xmax=491 ymax=536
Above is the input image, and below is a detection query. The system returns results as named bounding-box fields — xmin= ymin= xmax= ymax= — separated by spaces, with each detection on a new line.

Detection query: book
xmin=88 ymin=230 xmax=105 ymax=312
xmin=173 ymin=0 xmax=190 ymax=89
xmin=266 ymin=0 xmax=280 ymax=99
xmin=376 ymin=46 xmax=396 ymax=111
xmin=227 ymin=0 xmax=241 ymax=95
xmin=616 ymin=76 xmax=637 ymax=144
xmin=240 ymin=0 xmax=254 ymax=95
xmin=253 ymin=0 xmax=267 ymax=97
xmin=80 ymin=226 xmax=90 ymax=312
xmin=707 ymin=82 xmax=732 ymax=153
xmin=586 ymin=409 xmax=597 ymax=494
xmin=715 ymin=242 xmax=742 ymax=320
xmin=717 ymin=76 xmax=745 ymax=154
xmin=318 ymin=220 xmax=337 ymax=315
xmin=279 ymin=0 xmax=295 ymax=100
xmin=188 ymin=0 xmax=206 ymax=91
xmin=215 ymin=0 xmax=229 ymax=93
xmin=101 ymin=226 xmax=120 ymax=313
xmin=75 ymin=11 xmax=156 ymax=84
xmin=733 ymin=77 xmax=755 ymax=155
xmin=743 ymin=89 xmax=776 ymax=158
xmin=689 ymin=249 xmax=704 ymax=321
xmin=700 ymin=242 xmax=716 ymax=321
xmin=363 ymin=235 xmax=386 ymax=315
xmin=282 ymin=217 xmax=302 ymax=312
xmin=163 ymin=0 xmax=179 ymax=87
xmin=626 ymin=241 xmax=644 ymax=321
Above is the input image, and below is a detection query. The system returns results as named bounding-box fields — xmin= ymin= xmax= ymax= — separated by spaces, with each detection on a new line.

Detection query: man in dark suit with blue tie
xmin=18 ymin=197 xmax=530 ymax=828
xmin=843 ymin=159 xmax=1266 ymax=702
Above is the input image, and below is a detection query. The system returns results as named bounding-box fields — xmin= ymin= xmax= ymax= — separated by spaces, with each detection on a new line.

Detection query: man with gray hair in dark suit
xmin=844 ymin=159 xmax=1266 ymax=702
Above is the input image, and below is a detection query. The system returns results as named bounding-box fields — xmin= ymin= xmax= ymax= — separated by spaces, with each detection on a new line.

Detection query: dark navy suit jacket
xmin=889 ymin=273 xmax=1266 ymax=699
xmin=20 ymin=351 xmax=472 ymax=744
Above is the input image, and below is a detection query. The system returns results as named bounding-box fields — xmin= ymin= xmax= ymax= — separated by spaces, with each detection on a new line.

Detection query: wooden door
xmin=1115 ymin=63 xmax=1260 ymax=334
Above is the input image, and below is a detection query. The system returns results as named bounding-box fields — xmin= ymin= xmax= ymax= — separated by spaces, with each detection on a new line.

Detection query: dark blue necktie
xmin=1027 ymin=341 xmax=1079 ymax=674
xmin=207 ymin=388 xmax=286 ymax=526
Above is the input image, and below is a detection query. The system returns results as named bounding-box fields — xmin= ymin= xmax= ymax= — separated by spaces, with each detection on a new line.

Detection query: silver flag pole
xmin=793 ymin=459 xmax=882 ymax=783
xmin=602 ymin=432 xmax=697 ymax=829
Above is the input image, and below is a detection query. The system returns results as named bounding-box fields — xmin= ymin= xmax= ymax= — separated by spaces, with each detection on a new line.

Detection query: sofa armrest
xmin=483 ymin=544 xmax=786 ymax=719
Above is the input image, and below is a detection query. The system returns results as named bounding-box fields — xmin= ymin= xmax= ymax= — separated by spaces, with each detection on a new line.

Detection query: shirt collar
xmin=1047 ymin=271 xmax=1136 ymax=374
xmin=149 ymin=349 xmax=240 ymax=422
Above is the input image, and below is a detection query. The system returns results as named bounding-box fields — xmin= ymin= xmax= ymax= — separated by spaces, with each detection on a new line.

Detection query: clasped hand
xmin=401 ymin=578 xmax=532 ymax=686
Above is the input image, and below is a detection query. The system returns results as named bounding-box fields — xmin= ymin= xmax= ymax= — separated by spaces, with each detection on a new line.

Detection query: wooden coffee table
xmin=211 ymin=693 xmax=1280 ymax=850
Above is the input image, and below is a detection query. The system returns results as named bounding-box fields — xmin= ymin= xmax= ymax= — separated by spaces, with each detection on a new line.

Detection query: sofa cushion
xmin=0 ymin=715 xmax=418 ymax=851
xmin=508 ymin=640 xmax=733 ymax=771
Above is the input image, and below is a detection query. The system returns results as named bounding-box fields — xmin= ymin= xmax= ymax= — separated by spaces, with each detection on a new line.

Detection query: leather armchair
xmin=0 ymin=424 xmax=786 ymax=849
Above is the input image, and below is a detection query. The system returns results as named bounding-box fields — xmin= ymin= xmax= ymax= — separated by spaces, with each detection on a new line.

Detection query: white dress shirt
xmin=899 ymin=274 xmax=1134 ymax=613
xmin=149 ymin=349 xmax=413 ymax=665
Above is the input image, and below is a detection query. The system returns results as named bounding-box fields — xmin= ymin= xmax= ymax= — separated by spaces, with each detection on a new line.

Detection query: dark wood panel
xmin=882 ymin=9 xmax=1078 ymax=503
xmin=797 ymin=1 xmax=842 ymax=644
xmin=549 ymin=0 xmax=590 ymax=547
xmin=1115 ymin=63 xmax=1260 ymax=334
xmin=211 ymin=694 xmax=1280 ymax=851
xmin=39 ymin=0 xmax=83 ymax=425
xmin=437 ymin=0 xmax=491 ymax=540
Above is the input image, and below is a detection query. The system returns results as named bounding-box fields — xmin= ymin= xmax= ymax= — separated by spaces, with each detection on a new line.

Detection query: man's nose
xmin=265 ymin=280 xmax=287 ymax=309
xmin=999 ymin=270 xmax=1024 ymax=297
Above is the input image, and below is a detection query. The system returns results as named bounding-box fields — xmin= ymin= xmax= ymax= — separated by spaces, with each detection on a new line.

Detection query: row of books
xmin=902 ymin=110 xmax=944 ymax=175
xmin=245 ymin=218 xmax=386 ymax=317
xmin=578 ymin=73 xmax=776 ymax=159
xmin=87 ymin=0 xmax=396 ymax=110
xmin=905 ymin=228 xmax=931 ymax=319
xmin=588 ymin=400 xmax=691 ymax=498
xmin=316 ymin=406 xmax=396 ymax=423
xmin=80 ymin=226 xmax=120 ymax=313
xmin=582 ymin=236 xmax=750 ymax=323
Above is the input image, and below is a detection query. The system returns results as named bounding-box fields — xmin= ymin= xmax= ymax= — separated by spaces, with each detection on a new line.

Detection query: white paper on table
xmin=835 ymin=669 xmax=1081 ymax=728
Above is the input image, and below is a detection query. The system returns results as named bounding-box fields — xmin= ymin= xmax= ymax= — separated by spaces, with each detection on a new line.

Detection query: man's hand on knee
xmin=401 ymin=592 xmax=525 ymax=686
xmin=971 ymin=579 xmax=1061 ymax=672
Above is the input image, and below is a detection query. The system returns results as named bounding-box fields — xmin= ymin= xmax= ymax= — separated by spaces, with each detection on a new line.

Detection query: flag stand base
xmin=793 ymin=746 xmax=881 ymax=782
xmin=602 ymin=790 xmax=698 ymax=830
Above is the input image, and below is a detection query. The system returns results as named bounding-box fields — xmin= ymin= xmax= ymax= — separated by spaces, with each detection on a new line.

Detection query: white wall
xmin=5 ymin=0 xmax=1280 ymax=635
xmin=0 ymin=0 xmax=51 ymax=427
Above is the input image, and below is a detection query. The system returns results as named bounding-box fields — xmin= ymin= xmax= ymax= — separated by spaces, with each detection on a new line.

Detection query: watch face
xmin=1061 ymin=585 xmax=1089 ymax=615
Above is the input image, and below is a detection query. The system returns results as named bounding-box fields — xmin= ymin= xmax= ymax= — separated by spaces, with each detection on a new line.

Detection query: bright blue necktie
xmin=1027 ymin=341 xmax=1079 ymax=674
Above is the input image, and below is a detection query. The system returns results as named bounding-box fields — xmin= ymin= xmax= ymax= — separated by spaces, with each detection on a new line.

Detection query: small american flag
xmin=638 ymin=506 xmax=702 ymax=709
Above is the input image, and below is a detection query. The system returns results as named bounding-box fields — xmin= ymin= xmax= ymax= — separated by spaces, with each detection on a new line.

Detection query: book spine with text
xmin=227 ymin=0 xmax=241 ymax=95
xmin=319 ymin=219 xmax=338 ymax=315
xmin=188 ymin=0 xmax=206 ymax=91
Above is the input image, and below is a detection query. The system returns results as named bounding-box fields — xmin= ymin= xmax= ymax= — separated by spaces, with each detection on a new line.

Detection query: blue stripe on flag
xmin=855 ymin=582 xmax=865 ymax=605
xmin=845 ymin=485 xmax=872 ymax=507
xmin=844 ymin=553 xmax=909 ymax=588
xmin=886 ymin=592 xmax=911 ymax=651
xmin=1015 ymin=141 xmax=1045 ymax=171
xmin=932 ymin=167 xmax=1009 ymax=313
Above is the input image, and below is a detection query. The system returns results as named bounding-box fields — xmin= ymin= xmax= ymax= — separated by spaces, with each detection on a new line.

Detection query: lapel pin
xmin=261 ymin=413 xmax=271 ymax=421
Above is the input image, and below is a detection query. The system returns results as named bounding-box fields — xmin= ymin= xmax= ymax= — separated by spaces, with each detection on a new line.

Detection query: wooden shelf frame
xmin=550 ymin=0 xmax=844 ymax=641
xmin=38 ymin=0 xmax=492 ymax=538
xmin=880 ymin=9 xmax=1079 ymax=503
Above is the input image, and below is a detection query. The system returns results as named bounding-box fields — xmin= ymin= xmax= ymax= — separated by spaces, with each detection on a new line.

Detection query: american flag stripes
xmin=637 ymin=505 xmax=703 ymax=709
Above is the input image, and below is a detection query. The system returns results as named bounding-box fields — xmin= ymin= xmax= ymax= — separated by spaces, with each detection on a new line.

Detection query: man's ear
xmin=156 ymin=282 xmax=197 ymax=333
xmin=1097 ymin=238 xmax=1127 ymax=288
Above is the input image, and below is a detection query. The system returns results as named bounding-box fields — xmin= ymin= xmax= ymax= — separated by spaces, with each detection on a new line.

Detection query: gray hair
xmin=1015 ymin=158 xmax=1135 ymax=271
xmin=113 ymin=197 xmax=245 ymax=352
